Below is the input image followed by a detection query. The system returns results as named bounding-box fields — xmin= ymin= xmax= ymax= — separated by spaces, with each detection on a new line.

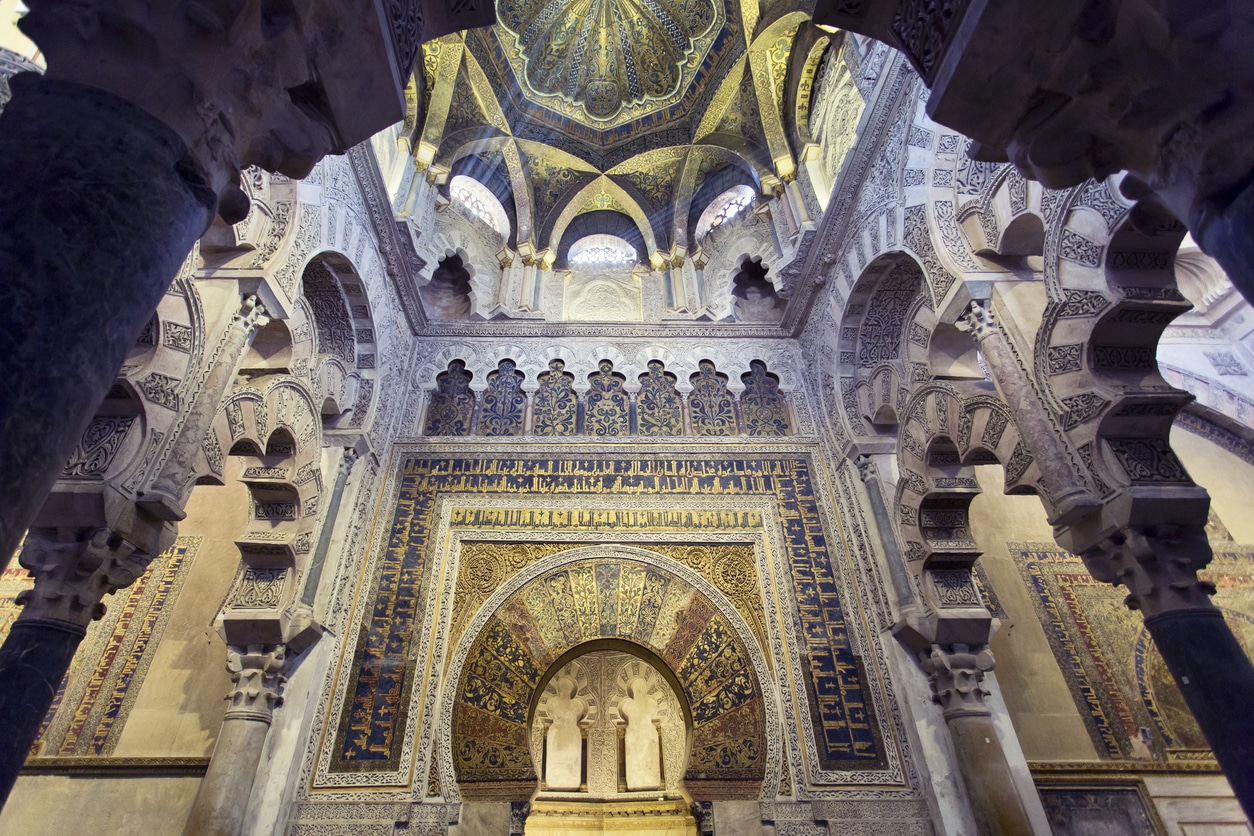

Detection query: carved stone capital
xmin=919 ymin=643 xmax=995 ymax=720
xmin=961 ymin=300 xmax=997 ymax=342
xmin=235 ymin=294 xmax=270 ymax=335
xmin=855 ymin=454 xmax=879 ymax=484
xmin=224 ymin=644 xmax=288 ymax=724
xmin=1077 ymin=524 xmax=1217 ymax=619
xmin=16 ymin=527 xmax=153 ymax=629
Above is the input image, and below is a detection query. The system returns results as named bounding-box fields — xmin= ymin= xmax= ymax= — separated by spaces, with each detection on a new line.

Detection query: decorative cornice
xmin=347 ymin=142 xmax=428 ymax=335
xmin=22 ymin=757 xmax=211 ymax=775
xmin=417 ymin=321 xmax=790 ymax=339
xmin=1028 ymin=760 xmax=1220 ymax=776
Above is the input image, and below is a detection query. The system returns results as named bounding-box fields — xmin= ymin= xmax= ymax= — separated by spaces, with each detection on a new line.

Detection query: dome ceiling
xmin=466 ymin=0 xmax=743 ymax=158
xmin=413 ymin=1 xmax=835 ymax=260
xmin=495 ymin=0 xmax=723 ymax=127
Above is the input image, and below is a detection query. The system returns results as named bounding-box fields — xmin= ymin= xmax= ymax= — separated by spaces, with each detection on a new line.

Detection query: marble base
xmin=524 ymin=798 xmax=697 ymax=835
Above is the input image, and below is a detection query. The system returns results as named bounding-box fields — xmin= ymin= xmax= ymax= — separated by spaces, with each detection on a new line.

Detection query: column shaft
xmin=0 ymin=74 xmax=214 ymax=565
xmin=184 ymin=644 xmax=287 ymax=836
xmin=946 ymin=713 xmax=1035 ymax=836
xmin=183 ymin=717 xmax=271 ymax=836
xmin=143 ymin=297 xmax=269 ymax=519
xmin=1146 ymin=608 xmax=1254 ymax=813
xmin=0 ymin=619 xmax=83 ymax=801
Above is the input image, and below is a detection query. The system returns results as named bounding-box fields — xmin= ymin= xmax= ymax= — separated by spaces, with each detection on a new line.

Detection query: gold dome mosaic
xmin=496 ymin=0 xmax=723 ymax=126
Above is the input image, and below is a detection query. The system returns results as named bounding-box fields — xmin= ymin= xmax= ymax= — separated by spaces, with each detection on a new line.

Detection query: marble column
xmin=963 ymin=302 xmax=1098 ymax=524
xmin=0 ymin=526 xmax=158 ymax=802
xmin=919 ymin=644 xmax=1035 ymax=836
xmin=0 ymin=0 xmax=435 ymax=570
xmin=968 ymin=299 xmax=1254 ymax=818
xmin=299 ymin=446 xmax=363 ymax=607
xmin=0 ymin=74 xmax=215 ymax=568
xmin=141 ymin=296 xmax=270 ymax=521
xmin=184 ymin=644 xmax=288 ymax=836
xmin=855 ymin=455 xmax=916 ymax=610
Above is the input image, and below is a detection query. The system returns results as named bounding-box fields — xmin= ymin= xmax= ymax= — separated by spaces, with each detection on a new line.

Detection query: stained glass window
xmin=424 ymin=360 xmax=475 ymax=436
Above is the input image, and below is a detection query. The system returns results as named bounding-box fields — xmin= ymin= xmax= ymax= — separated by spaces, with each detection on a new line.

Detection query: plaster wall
xmin=968 ymin=464 xmax=1098 ymax=762
xmin=114 ymin=458 xmax=250 ymax=757
xmin=0 ymin=775 xmax=201 ymax=834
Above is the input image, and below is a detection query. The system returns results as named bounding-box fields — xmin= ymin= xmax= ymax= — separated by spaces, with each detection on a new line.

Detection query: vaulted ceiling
xmin=412 ymin=0 xmax=832 ymax=263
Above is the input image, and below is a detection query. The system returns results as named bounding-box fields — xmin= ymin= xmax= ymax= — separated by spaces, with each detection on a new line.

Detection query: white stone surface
xmin=622 ymin=678 xmax=663 ymax=791
xmin=545 ymin=676 xmax=587 ymax=791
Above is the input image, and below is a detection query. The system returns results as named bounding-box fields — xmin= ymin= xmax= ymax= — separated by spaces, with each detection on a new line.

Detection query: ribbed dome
xmin=497 ymin=0 xmax=719 ymax=124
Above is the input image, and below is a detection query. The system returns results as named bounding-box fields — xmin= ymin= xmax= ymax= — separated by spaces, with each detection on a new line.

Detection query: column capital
xmin=919 ymin=643 xmax=995 ymax=720
xmin=224 ymin=644 xmax=289 ymax=724
xmin=1077 ymin=524 xmax=1217 ymax=619
xmin=235 ymin=294 xmax=270 ymax=334
xmin=855 ymin=454 xmax=879 ymax=484
xmin=961 ymin=300 xmax=997 ymax=342
xmin=16 ymin=527 xmax=154 ymax=629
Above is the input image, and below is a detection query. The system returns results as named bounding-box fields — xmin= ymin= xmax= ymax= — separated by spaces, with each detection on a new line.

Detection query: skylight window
xmin=695 ymin=185 xmax=755 ymax=242
xmin=568 ymin=234 xmax=637 ymax=268
xmin=449 ymin=175 xmax=508 ymax=236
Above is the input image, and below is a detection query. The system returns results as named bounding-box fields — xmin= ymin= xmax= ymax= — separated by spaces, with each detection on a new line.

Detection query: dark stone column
xmin=0 ymin=619 xmax=82 ymax=799
xmin=1147 ymin=608 xmax=1254 ymax=808
xmin=0 ymin=74 xmax=214 ymax=566
xmin=0 ymin=526 xmax=154 ymax=802
xmin=1064 ymin=524 xmax=1254 ymax=820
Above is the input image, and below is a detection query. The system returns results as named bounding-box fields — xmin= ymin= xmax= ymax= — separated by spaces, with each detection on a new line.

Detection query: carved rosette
xmin=224 ymin=644 xmax=289 ymax=723
xmin=16 ymin=528 xmax=153 ymax=629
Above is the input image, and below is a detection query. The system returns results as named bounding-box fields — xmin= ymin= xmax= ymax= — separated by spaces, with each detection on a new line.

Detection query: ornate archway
xmin=440 ymin=546 xmax=773 ymax=804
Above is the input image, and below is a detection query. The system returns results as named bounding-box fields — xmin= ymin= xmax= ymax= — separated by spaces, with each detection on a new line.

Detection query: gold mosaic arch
xmin=448 ymin=546 xmax=769 ymax=800
xmin=547 ymin=176 xmax=658 ymax=258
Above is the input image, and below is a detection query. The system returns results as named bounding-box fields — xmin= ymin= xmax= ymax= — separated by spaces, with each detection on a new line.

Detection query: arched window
xmin=449 ymin=175 xmax=508 ymax=236
xmin=695 ymin=185 xmax=755 ymax=242
xmin=568 ymin=234 xmax=637 ymax=268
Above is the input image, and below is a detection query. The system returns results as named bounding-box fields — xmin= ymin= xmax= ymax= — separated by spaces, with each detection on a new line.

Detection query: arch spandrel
xmin=443 ymin=546 xmax=773 ymax=801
